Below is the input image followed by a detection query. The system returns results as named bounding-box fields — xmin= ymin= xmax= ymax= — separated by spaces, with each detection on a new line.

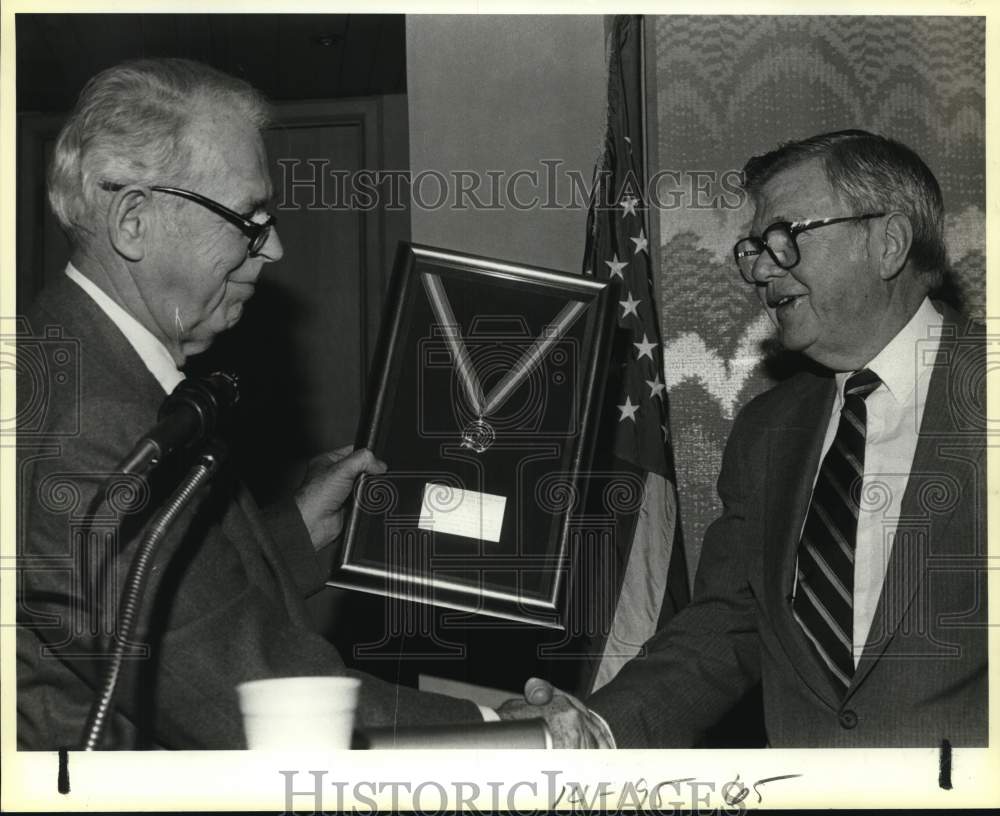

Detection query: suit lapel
xmin=849 ymin=313 xmax=981 ymax=692
xmin=37 ymin=275 xmax=167 ymax=407
xmin=46 ymin=275 xmax=303 ymax=611
xmin=762 ymin=375 xmax=845 ymax=706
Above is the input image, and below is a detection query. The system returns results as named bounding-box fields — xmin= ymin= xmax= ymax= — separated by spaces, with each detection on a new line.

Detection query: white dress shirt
xmin=807 ymin=297 xmax=942 ymax=664
xmin=66 ymin=263 xmax=184 ymax=394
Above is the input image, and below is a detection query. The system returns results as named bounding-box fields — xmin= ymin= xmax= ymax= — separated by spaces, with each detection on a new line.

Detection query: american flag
xmin=582 ymin=14 xmax=689 ymax=690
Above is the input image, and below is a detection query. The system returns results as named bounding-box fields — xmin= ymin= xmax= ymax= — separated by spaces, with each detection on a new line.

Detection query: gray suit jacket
xmin=17 ymin=276 xmax=481 ymax=749
xmin=589 ymin=303 xmax=987 ymax=747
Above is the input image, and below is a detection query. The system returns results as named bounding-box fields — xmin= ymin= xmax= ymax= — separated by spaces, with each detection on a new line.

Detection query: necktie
xmin=793 ymin=368 xmax=881 ymax=692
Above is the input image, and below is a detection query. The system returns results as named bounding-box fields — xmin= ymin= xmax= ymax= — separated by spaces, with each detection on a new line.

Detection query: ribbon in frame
xmin=420 ymin=272 xmax=588 ymax=453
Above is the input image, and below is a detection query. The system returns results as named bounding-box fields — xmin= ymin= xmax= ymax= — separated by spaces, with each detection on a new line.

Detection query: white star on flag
xmin=646 ymin=375 xmax=666 ymax=399
xmin=630 ymin=229 xmax=648 ymax=254
xmin=619 ymin=292 xmax=641 ymax=319
xmin=605 ymin=255 xmax=628 ymax=279
xmin=634 ymin=333 xmax=656 ymax=361
xmin=620 ymin=196 xmax=639 ymax=217
xmin=617 ymin=395 xmax=639 ymax=422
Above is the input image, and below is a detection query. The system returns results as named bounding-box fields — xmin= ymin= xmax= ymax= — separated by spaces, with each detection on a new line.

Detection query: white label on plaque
xmin=418 ymin=483 xmax=507 ymax=543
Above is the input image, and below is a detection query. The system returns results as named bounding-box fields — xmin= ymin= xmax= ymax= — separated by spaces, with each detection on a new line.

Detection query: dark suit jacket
xmin=589 ymin=303 xmax=987 ymax=747
xmin=17 ymin=276 xmax=480 ymax=749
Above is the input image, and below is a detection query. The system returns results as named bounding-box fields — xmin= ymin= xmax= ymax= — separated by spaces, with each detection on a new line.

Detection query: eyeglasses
xmin=733 ymin=213 xmax=885 ymax=284
xmin=99 ymin=180 xmax=277 ymax=257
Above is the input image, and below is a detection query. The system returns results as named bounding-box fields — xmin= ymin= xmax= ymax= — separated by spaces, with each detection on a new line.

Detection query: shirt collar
xmin=834 ymin=296 xmax=942 ymax=404
xmin=65 ymin=263 xmax=185 ymax=395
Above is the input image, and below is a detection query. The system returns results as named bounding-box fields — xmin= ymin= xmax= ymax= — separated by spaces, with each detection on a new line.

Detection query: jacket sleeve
xmin=258 ymin=497 xmax=329 ymax=597
xmin=587 ymin=413 xmax=763 ymax=747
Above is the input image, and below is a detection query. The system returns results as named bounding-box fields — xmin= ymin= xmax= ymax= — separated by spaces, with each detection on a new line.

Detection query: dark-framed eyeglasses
xmin=99 ymin=180 xmax=277 ymax=257
xmin=733 ymin=213 xmax=885 ymax=284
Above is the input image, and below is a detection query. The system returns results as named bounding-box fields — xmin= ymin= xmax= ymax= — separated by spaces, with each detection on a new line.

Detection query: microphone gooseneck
xmin=79 ymin=375 xmax=239 ymax=748
xmin=82 ymin=441 xmax=228 ymax=750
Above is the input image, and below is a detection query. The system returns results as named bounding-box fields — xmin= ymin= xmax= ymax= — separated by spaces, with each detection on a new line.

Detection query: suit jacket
xmin=17 ymin=276 xmax=481 ymax=749
xmin=589 ymin=303 xmax=987 ymax=747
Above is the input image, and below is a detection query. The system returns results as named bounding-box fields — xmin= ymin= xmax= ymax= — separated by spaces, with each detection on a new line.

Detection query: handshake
xmin=497 ymin=677 xmax=614 ymax=749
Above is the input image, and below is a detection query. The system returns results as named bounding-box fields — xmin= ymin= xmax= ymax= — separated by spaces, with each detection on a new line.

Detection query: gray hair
xmin=48 ymin=58 xmax=271 ymax=246
xmin=741 ymin=130 xmax=947 ymax=287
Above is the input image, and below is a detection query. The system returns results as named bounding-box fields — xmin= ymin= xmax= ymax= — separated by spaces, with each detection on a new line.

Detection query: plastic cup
xmin=236 ymin=676 xmax=361 ymax=750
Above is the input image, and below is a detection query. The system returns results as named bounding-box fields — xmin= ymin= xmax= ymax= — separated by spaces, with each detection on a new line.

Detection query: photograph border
xmin=1 ymin=3 xmax=996 ymax=813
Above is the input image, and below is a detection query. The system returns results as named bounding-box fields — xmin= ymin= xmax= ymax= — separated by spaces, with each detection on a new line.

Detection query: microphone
xmin=117 ymin=372 xmax=239 ymax=476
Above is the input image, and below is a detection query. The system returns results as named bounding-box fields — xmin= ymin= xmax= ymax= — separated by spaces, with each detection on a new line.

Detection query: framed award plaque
xmin=329 ymin=243 xmax=618 ymax=628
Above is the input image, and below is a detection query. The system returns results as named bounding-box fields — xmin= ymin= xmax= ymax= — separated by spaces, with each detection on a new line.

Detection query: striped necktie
xmin=793 ymin=368 xmax=881 ymax=692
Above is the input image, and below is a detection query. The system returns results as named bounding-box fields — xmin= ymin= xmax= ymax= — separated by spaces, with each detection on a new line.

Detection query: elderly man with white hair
xmin=17 ymin=58 xmax=485 ymax=749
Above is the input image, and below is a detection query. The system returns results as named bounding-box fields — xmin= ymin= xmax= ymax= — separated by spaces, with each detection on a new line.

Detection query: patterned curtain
xmin=649 ymin=16 xmax=985 ymax=579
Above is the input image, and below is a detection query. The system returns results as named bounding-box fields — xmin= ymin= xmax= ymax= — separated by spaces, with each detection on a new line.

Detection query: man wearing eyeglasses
xmin=501 ymin=130 xmax=986 ymax=748
xmin=17 ymin=58 xmax=487 ymax=749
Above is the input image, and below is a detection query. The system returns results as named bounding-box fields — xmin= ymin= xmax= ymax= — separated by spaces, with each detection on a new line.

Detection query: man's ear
xmin=107 ymin=186 xmax=152 ymax=262
xmin=876 ymin=211 xmax=913 ymax=281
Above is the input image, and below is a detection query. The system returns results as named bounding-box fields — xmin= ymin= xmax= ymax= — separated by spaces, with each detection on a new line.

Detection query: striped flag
xmin=583 ymin=15 xmax=689 ymax=691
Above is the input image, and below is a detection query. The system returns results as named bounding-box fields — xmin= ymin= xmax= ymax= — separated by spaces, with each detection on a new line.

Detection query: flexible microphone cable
xmin=82 ymin=439 xmax=228 ymax=750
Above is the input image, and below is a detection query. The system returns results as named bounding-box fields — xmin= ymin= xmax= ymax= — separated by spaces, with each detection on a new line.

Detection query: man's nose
xmin=751 ymin=248 xmax=786 ymax=284
xmin=258 ymin=226 xmax=284 ymax=262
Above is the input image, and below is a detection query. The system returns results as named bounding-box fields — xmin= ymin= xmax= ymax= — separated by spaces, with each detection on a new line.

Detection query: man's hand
xmin=497 ymin=677 xmax=613 ymax=749
xmin=294 ymin=446 xmax=387 ymax=550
